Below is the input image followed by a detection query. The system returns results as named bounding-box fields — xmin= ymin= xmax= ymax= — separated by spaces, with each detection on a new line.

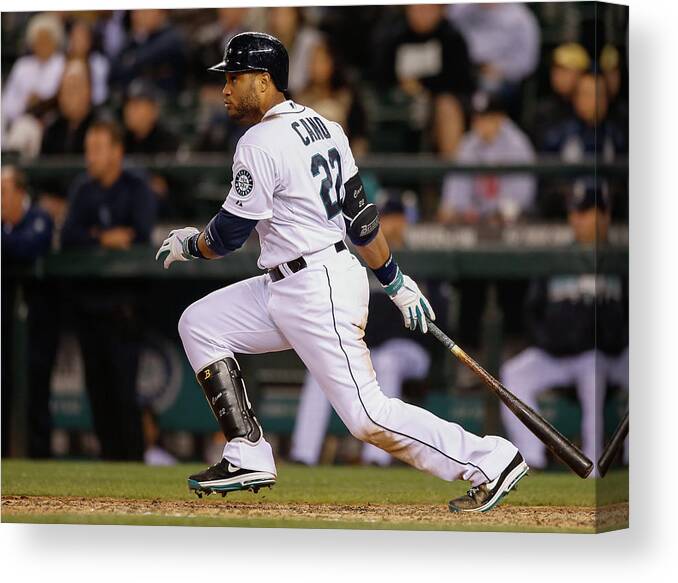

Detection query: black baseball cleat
xmin=188 ymin=459 xmax=276 ymax=498
xmin=448 ymin=452 xmax=529 ymax=513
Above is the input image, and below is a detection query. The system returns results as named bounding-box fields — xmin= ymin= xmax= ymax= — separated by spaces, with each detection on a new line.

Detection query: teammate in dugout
xmin=156 ymin=32 xmax=528 ymax=512
xmin=500 ymin=181 xmax=628 ymax=475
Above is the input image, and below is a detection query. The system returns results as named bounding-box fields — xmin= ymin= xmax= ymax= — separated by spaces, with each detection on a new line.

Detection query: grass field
xmin=1 ymin=460 xmax=628 ymax=533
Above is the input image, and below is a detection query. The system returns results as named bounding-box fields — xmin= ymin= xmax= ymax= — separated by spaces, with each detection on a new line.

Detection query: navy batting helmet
xmin=209 ymin=32 xmax=289 ymax=92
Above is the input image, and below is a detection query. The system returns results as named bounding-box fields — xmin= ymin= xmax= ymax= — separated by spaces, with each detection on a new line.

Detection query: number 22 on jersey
xmin=311 ymin=148 xmax=343 ymax=219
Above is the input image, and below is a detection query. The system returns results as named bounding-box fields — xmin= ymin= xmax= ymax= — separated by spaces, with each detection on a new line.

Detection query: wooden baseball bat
xmin=598 ymin=409 xmax=629 ymax=477
xmin=426 ymin=320 xmax=593 ymax=478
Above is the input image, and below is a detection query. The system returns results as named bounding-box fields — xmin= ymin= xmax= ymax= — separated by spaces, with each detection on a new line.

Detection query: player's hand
xmin=387 ymin=274 xmax=436 ymax=333
xmin=155 ymin=227 xmax=199 ymax=269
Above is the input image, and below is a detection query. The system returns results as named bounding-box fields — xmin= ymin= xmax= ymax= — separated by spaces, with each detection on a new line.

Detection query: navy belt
xmin=268 ymin=241 xmax=347 ymax=282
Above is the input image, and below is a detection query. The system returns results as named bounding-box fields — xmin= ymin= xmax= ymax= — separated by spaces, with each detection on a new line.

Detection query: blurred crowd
xmin=1 ymin=4 xmax=629 ymax=465
xmin=2 ymin=4 xmax=628 ymax=225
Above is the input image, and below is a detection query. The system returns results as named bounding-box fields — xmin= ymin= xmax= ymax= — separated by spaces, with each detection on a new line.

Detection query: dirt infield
xmin=1 ymin=496 xmax=628 ymax=532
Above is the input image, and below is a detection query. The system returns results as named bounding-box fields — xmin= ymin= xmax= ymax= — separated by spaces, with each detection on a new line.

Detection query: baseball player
xmin=156 ymin=32 xmax=527 ymax=512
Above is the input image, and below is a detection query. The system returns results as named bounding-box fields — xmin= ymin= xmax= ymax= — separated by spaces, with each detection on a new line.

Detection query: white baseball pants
xmin=290 ymin=338 xmax=431 ymax=466
xmin=178 ymin=247 xmax=517 ymax=486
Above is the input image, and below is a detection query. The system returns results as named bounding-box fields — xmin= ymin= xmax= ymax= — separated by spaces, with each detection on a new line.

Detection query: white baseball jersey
xmin=222 ymin=100 xmax=358 ymax=269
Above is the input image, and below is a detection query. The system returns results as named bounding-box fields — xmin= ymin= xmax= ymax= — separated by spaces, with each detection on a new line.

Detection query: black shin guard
xmin=196 ymin=357 xmax=262 ymax=443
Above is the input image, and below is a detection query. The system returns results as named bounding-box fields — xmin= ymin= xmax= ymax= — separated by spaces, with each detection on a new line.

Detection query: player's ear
xmin=259 ymin=72 xmax=272 ymax=94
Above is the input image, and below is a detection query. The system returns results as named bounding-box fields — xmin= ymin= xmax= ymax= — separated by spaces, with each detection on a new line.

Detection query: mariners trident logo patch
xmin=234 ymin=169 xmax=255 ymax=198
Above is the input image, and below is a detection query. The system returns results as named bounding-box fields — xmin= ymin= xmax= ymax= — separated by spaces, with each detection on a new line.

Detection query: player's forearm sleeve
xmin=204 ymin=208 xmax=258 ymax=255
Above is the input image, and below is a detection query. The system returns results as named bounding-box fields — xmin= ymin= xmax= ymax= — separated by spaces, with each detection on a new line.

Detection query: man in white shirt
xmin=438 ymin=91 xmax=536 ymax=225
xmin=156 ymin=32 xmax=528 ymax=513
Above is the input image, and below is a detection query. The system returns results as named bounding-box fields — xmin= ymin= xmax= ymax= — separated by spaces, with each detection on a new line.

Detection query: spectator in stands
xmin=296 ymin=37 xmax=369 ymax=156
xmin=1 ymin=166 xmax=55 ymax=458
xmin=291 ymin=197 xmax=439 ymax=466
xmin=66 ymin=19 xmax=109 ymax=106
xmin=122 ymin=79 xmax=180 ymax=217
xmin=2 ymin=13 xmax=65 ymax=129
xmin=61 ymin=121 xmax=155 ymax=246
xmin=447 ymin=3 xmax=540 ymax=99
xmin=94 ymin=10 xmax=127 ymax=62
xmin=41 ymin=60 xmax=96 ymax=156
xmin=541 ymin=73 xmax=626 ymax=161
xmin=267 ymin=7 xmax=323 ymax=96
xmin=39 ymin=60 xmax=97 ymax=210
xmin=61 ymin=120 xmax=156 ymax=461
xmin=110 ymin=9 xmax=185 ymax=96
xmin=539 ymin=72 xmax=627 ymax=217
xmin=438 ymin=91 xmax=536 ymax=226
xmin=2 ymin=13 xmax=66 ymax=157
xmin=314 ymin=5 xmax=384 ymax=71
xmin=122 ymin=80 xmax=178 ymax=154
xmin=500 ymin=183 xmax=627 ymax=474
xmin=533 ymin=43 xmax=590 ymax=145
xmin=437 ymin=92 xmax=533 ymax=357
xmin=375 ymin=4 xmax=474 ymax=157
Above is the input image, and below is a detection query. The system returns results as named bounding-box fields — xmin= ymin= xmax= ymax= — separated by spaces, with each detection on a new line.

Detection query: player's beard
xmin=228 ymin=89 xmax=261 ymax=124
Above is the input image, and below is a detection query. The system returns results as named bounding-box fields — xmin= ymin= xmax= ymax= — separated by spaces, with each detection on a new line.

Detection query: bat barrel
xmin=493 ymin=375 xmax=594 ymax=478
xmin=427 ymin=319 xmax=594 ymax=479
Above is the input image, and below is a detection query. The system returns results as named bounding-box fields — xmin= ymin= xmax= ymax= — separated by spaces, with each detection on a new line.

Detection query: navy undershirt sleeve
xmin=204 ymin=208 xmax=258 ymax=255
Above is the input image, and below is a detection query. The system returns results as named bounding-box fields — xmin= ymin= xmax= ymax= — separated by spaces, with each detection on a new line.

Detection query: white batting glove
xmin=387 ymin=274 xmax=436 ymax=333
xmin=155 ymin=227 xmax=199 ymax=269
